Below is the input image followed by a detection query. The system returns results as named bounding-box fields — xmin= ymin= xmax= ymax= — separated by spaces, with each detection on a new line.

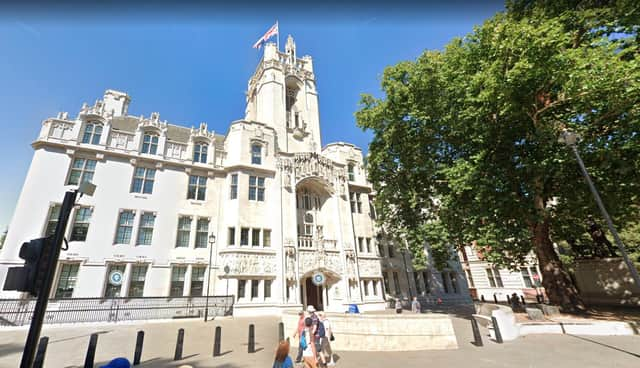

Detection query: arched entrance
xmin=300 ymin=268 xmax=341 ymax=312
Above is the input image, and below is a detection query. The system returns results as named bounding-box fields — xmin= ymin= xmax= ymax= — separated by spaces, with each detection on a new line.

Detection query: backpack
xmin=300 ymin=330 xmax=308 ymax=350
xmin=317 ymin=321 xmax=326 ymax=338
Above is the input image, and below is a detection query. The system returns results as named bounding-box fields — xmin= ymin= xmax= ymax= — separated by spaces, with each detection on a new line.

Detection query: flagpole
xmin=276 ymin=20 xmax=280 ymax=52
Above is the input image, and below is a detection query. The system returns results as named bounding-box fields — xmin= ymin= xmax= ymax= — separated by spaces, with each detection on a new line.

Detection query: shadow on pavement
xmin=566 ymin=334 xmax=640 ymax=359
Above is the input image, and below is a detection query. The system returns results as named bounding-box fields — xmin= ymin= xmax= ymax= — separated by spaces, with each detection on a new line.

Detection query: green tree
xmin=356 ymin=1 xmax=640 ymax=312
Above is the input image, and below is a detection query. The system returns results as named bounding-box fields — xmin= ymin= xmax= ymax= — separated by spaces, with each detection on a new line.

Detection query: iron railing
xmin=0 ymin=295 xmax=234 ymax=327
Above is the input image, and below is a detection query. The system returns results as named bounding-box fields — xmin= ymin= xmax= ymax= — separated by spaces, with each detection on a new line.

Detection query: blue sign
xmin=311 ymin=272 xmax=325 ymax=286
xmin=109 ymin=270 xmax=123 ymax=286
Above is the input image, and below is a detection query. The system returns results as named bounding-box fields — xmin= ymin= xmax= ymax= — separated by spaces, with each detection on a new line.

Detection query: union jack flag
xmin=253 ymin=22 xmax=278 ymax=49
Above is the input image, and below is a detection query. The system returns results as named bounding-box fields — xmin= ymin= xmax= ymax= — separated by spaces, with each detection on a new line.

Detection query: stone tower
xmin=244 ymin=35 xmax=321 ymax=153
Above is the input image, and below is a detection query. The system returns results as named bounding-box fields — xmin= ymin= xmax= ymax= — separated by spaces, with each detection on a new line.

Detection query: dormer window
xmin=82 ymin=122 xmax=103 ymax=145
xmin=141 ymin=133 xmax=159 ymax=154
xmin=193 ymin=142 xmax=208 ymax=163
xmin=251 ymin=144 xmax=262 ymax=165
xmin=348 ymin=163 xmax=355 ymax=181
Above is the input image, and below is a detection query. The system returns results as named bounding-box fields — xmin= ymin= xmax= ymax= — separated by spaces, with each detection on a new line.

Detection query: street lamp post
xmin=559 ymin=129 xmax=640 ymax=287
xmin=204 ymin=233 xmax=217 ymax=322
xmin=400 ymin=247 xmax=413 ymax=299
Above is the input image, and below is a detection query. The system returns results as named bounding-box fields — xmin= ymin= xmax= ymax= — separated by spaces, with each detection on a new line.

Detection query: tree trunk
xmin=531 ymin=220 xmax=586 ymax=313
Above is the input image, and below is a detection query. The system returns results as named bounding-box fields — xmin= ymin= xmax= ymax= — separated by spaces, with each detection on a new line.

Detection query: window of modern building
xmin=450 ymin=273 xmax=458 ymax=293
xmin=237 ymin=279 xmax=246 ymax=301
xmin=193 ymin=142 xmax=208 ymax=163
xmin=228 ymin=227 xmax=236 ymax=246
xmin=115 ymin=210 xmax=136 ymax=244
xmin=240 ymin=228 xmax=249 ymax=246
xmin=176 ymin=216 xmax=192 ymax=248
xmin=248 ymin=176 xmax=265 ymax=201
xmin=67 ymin=158 xmax=97 ymax=185
xmin=45 ymin=204 xmax=62 ymax=237
xmin=54 ymin=263 xmax=79 ymax=298
xmin=485 ymin=267 xmax=504 ymax=288
xmin=368 ymin=195 xmax=376 ymax=219
xmin=128 ymin=265 xmax=147 ymax=297
xmin=363 ymin=280 xmax=370 ymax=296
xmin=170 ymin=266 xmax=187 ymax=297
xmin=365 ymin=238 xmax=371 ymax=253
xmin=190 ymin=266 xmax=206 ymax=296
xmin=104 ymin=264 xmax=126 ymax=297
xmin=230 ymin=174 xmax=238 ymax=200
xmin=264 ymin=279 xmax=272 ymax=298
xmin=422 ymin=271 xmax=430 ymax=293
xmin=465 ymin=269 xmax=475 ymax=288
xmin=82 ymin=122 xmax=103 ymax=145
xmin=251 ymin=280 xmax=259 ymax=299
xmin=392 ymin=272 xmax=401 ymax=295
xmin=251 ymin=144 xmax=262 ymax=165
xmin=131 ymin=167 xmax=156 ymax=194
xmin=251 ymin=229 xmax=260 ymax=246
xmin=383 ymin=273 xmax=390 ymax=294
xmin=263 ymin=229 xmax=271 ymax=247
xmin=137 ymin=212 xmax=155 ymax=246
xmin=141 ymin=133 xmax=159 ymax=154
xmin=195 ymin=218 xmax=209 ymax=248
xmin=358 ymin=237 xmax=364 ymax=253
xmin=441 ymin=272 xmax=450 ymax=293
xmin=187 ymin=175 xmax=207 ymax=201
xmin=521 ymin=267 xmax=541 ymax=288
xmin=70 ymin=207 xmax=92 ymax=242
xmin=304 ymin=214 xmax=313 ymax=236
xmin=356 ymin=193 xmax=362 ymax=213
xmin=347 ymin=163 xmax=355 ymax=181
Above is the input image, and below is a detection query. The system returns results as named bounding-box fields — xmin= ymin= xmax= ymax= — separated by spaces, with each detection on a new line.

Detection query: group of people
xmin=272 ymin=305 xmax=335 ymax=368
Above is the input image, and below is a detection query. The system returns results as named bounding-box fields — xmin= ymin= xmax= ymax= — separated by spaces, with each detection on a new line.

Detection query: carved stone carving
xmin=358 ymin=259 xmax=382 ymax=278
xmin=218 ymin=253 xmax=277 ymax=276
xmin=298 ymin=250 xmax=343 ymax=276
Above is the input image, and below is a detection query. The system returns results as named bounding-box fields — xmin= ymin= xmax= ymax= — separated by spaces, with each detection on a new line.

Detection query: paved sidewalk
xmin=0 ymin=312 xmax=638 ymax=367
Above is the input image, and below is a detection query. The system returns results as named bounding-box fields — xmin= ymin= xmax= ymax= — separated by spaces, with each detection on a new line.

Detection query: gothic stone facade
xmin=0 ymin=36 xmax=469 ymax=315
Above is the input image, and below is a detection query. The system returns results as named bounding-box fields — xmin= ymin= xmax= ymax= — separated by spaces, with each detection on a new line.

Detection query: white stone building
xmin=459 ymin=244 xmax=545 ymax=303
xmin=0 ymin=36 xmax=470 ymax=315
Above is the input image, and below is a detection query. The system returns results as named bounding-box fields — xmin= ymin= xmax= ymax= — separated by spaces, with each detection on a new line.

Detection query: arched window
xmin=82 ymin=122 xmax=103 ymax=144
xmin=304 ymin=213 xmax=314 ymax=235
xmin=193 ymin=142 xmax=208 ymax=163
xmin=141 ymin=133 xmax=159 ymax=154
xmin=251 ymin=144 xmax=262 ymax=165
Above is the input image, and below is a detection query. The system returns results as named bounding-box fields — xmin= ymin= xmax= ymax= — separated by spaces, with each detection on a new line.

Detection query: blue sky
xmin=0 ymin=3 xmax=504 ymax=231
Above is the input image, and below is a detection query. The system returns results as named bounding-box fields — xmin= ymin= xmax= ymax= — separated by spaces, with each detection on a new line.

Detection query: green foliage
xmin=357 ymin=1 xmax=640 ymax=271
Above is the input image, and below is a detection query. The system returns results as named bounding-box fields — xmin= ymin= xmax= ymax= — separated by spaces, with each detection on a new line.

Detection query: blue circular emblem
xmin=109 ymin=270 xmax=123 ymax=286
xmin=312 ymin=272 xmax=325 ymax=286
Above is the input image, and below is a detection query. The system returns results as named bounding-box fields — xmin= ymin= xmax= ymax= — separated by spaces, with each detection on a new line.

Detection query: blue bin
xmin=348 ymin=304 xmax=360 ymax=314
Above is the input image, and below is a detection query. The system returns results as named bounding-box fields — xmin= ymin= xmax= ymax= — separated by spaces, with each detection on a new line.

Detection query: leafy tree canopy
xmin=357 ymin=0 xmax=640 ymax=310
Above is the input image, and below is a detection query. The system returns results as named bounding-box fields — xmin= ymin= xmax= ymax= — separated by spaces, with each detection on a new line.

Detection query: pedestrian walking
xmin=272 ymin=339 xmax=294 ymax=368
xmin=301 ymin=317 xmax=318 ymax=368
xmin=306 ymin=305 xmax=326 ymax=366
xmin=292 ymin=310 xmax=306 ymax=363
xmin=411 ymin=296 xmax=421 ymax=313
xmin=318 ymin=312 xmax=336 ymax=366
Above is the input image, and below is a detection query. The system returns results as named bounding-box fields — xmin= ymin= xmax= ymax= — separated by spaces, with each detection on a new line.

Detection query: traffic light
xmin=3 ymin=237 xmax=53 ymax=296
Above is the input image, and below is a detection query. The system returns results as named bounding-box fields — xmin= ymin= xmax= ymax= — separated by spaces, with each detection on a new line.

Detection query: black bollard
xmin=520 ymin=295 xmax=526 ymax=305
xmin=174 ymin=328 xmax=185 ymax=361
xmin=481 ymin=295 xmax=486 ymax=302
xmin=213 ymin=326 xmax=221 ymax=357
xmin=33 ymin=336 xmax=49 ymax=368
xmin=491 ymin=316 xmax=503 ymax=343
xmin=506 ymin=295 xmax=510 ymax=303
xmin=133 ymin=330 xmax=144 ymax=366
xmin=493 ymin=294 xmax=498 ymax=304
xmin=470 ymin=318 xmax=483 ymax=347
xmin=84 ymin=333 xmax=99 ymax=368
xmin=278 ymin=322 xmax=284 ymax=342
xmin=248 ymin=324 xmax=255 ymax=353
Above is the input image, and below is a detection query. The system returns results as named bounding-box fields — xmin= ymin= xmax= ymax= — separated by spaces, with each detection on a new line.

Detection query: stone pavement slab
xmin=0 ymin=313 xmax=638 ymax=368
